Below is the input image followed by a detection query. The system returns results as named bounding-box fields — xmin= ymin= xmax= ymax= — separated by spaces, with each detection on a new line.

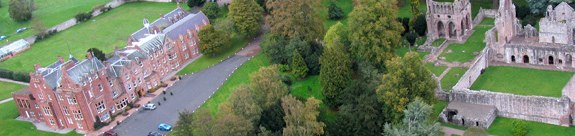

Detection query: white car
xmin=143 ymin=103 xmax=157 ymax=110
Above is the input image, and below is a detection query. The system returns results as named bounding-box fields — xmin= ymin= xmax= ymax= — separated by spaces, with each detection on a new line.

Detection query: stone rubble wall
xmin=563 ymin=75 xmax=575 ymax=101
xmin=453 ymin=47 xmax=489 ymax=90
xmin=450 ymin=89 xmax=573 ymax=126
xmin=473 ymin=8 xmax=497 ymax=25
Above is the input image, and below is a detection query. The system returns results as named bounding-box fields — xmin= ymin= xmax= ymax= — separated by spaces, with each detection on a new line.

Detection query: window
xmin=43 ymin=106 xmax=51 ymax=116
xmin=113 ymin=91 xmax=119 ymax=98
xmin=48 ymin=95 xmax=52 ymax=101
xmin=183 ymin=44 xmax=187 ymax=51
xmin=127 ymin=84 xmax=132 ymax=90
xmin=67 ymin=96 xmax=77 ymax=104
xmin=138 ymin=61 xmax=143 ymax=67
xmin=38 ymin=94 xmax=44 ymax=100
xmin=131 ymin=93 xmax=136 ymax=100
xmin=63 ymin=106 xmax=69 ymax=115
xmin=138 ymin=78 xmax=142 ymax=84
xmin=73 ymin=110 xmax=83 ymax=120
xmin=96 ymin=101 xmax=106 ymax=113
xmin=95 ymin=74 xmax=99 ymax=79
xmin=116 ymin=97 xmax=129 ymax=110
xmin=77 ymin=122 xmax=83 ymax=128
xmin=49 ymin=119 xmax=55 ymax=125
xmin=109 ymin=79 xmax=113 ymax=87
xmin=67 ymin=117 xmax=73 ymax=124
xmin=57 ymin=94 xmax=63 ymax=100
xmin=98 ymin=84 xmax=103 ymax=91
xmin=88 ymin=90 xmax=93 ymax=98
xmin=100 ymin=113 xmax=110 ymax=121
xmin=185 ymin=53 xmax=189 ymax=59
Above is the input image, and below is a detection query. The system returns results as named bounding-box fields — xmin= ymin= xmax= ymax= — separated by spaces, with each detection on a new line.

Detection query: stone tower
xmin=426 ymin=0 xmax=473 ymax=42
xmin=494 ymin=0 xmax=518 ymax=58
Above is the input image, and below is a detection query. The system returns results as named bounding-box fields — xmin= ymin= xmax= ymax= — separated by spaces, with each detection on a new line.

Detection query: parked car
xmin=0 ymin=35 xmax=8 ymax=40
xmin=147 ymin=131 xmax=164 ymax=136
xmin=143 ymin=103 xmax=156 ymax=110
xmin=158 ymin=123 xmax=172 ymax=131
xmin=16 ymin=27 xmax=28 ymax=33
xmin=103 ymin=130 xmax=118 ymax=136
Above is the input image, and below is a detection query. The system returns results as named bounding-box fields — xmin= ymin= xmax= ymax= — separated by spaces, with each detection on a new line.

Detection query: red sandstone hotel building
xmin=11 ymin=8 xmax=209 ymax=132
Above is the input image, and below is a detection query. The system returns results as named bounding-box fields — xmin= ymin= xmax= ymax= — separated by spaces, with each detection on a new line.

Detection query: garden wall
xmin=453 ymin=47 xmax=489 ymax=90
xmin=562 ymin=75 xmax=575 ymax=101
xmin=450 ymin=89 xmax=573 ymax=126
xmin=473 ymin=8 xmax=497 ymax=25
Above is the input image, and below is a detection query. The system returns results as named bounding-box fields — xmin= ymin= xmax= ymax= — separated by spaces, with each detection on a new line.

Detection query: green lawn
xmin=398 ymin=0 xmax=427 ymax=19
xmin=416 ymin=36 xmax=427 ymax=46
xmin=440 ymin=25 xmax=491 ymax=63
xmin=0 ymin=82 xmax=25 ymax=100
xmin=432 ymin=38 xmax=445 ymax=47
xmin=177 ymin=35 xmax=248 ymax=75
xmin=320 ymin=0 xmax=354 ymax=29
xmin=431 ymin=100 xmax=447 ymax=121
xmin=0 ymin=0 xmax=111 ymax=46
xmin=290 ymin=76 xmax=337 ymax=123
xmin=479 ymin=17 xmax=495 ymax=25
xmin=395 ymin=47 xmax=430 ymax=59
xmin=0 ymin=102 xmax=81 ymax=136
xmin=199 ymin=53 xmax=270 ymax=116
xmin=470 ymin=66 xmax=574 ymax=97
xmin=426 ymin=63 xmax=447 ymax=76
xmin=487 ymin=117 xmax=575 ymax=136
xmin=0 ymin=2 xmax=181 ymax=72
xmin=441 ymin=67 xmax=467 ymax=91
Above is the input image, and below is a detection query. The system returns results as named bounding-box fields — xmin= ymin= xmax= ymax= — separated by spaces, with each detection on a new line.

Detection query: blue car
xmin=0 ymin=35 xmax=8 ymax=40
xmin=158 ymin=123 xmax=172 ymax=131
xmin=16 ymin=27 xmax=28 ymax=33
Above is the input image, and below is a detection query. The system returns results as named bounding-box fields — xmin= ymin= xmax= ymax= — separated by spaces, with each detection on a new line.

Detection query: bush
xmin=0 ymin=69 xmax=29 ymax=82
xmin=93 ymin=116 xmax=109 ymax=130
xmin=414 ymin=15 xmax=427 ymax=36
xmin=75 ymin=12 xmax=92 ymax=22
xmin=405 ymin=31 xmax=418 ymax=46
xmin=328 ymin=1 xmax=344 ymax=20
xmin=8 ymin=0 xmax=33 ymax=22
xmin=398 ymin=17 xmax=410 ymax=36
xmin=187 ymin=0 xmax=205 ymax=8
xmin=99 ymin=6 xmax=112 ymax=13
xmin=202 ymin=2 xmax=219 ymax=19
xmin=35 ymin=29 xmax=58 ymax=41
xmin=516 ymin=5 xmax=530 ymax=20
xmin=512 ymin=120 xmax=529 ymax=136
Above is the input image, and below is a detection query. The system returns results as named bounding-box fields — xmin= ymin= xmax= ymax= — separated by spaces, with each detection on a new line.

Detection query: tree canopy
xmin=266 ymin=0 xmax=324 ymax=42
xmin=229 ymin=0 xmax=263 ymax=37
xmin=9 ymin=0 xmax=33 ymax=22
xmin=383 ymin=98 xmax=441 ymax=136
xmin=320 ymin=42 xmax=351 ymax=108
xmin=198 ymin=24 xmax=231 ymax=57
xmin=281 ymin=95 xmax=325 ymax=136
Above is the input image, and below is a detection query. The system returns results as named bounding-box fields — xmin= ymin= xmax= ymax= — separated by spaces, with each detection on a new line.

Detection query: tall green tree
xmin=173 ymin=111 xmax=195 ymax=136
xmin=187 ymin=0 xmax=205 ymax=8
xmin=9 ymin=0 xmax=33 ymax=22
xmin=212 ymin=104 xmax=255 ymax=135
xmin=328 ymin=1 xmax=344 ymax=20
xmin=87 ymin=48 xmax=106 ymax=61
xmin=323 ymin=22 xmax=347 ymax=47
xmin=229 ymin=0 xmax=263 ymax=37
xmin=202 ymin=2 xmax=219 ymax=19
xmin=281 ymin=95 xmax=325 ymax=136
xmin=199 ymin=24 xmax=231 ymax=57
xmin=409 ymin=0 xmax=421 ymax=28
xmin=229 ymin=85 xmax=262 ymax=126
xmin=383 ymin=98 xmax=441 ymax=136
xmin=290 ymin=51 xmax=308 ymax=79
xmin=348 ymin=0 xmax=404 ymax=69
xmin=192 ymin=110 xmax=214 ymax=136
xmin=266 ymin=0 xmax=324 ymax=42
xmin=250 ymin=65 xmax=289 ymax=109
xmin=376 ymin=52 xmax=437 ymax=122
xmin=320 ymin=42 xmax=351 ymax=108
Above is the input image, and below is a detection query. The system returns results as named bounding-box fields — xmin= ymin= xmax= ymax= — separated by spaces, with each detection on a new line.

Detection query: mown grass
xmin=487 ymin=117 xmax=575 ymax=136
xmin=290 ymin=76 xmax=337 ymax=123
xmin=440 ymin=25 xmax=491 ymax=63
xmin=0 ymin=0 xmax=111 ymax=46
xmin=177 ymin=35 xmax=248 ymax=75
xmin=0 ymin=101 xmax=81 ymax=136
xmin=441 ymin=67 xmax=467 ymax=91
xmin=432 ymin=38 xmax=445 ymax=47
xmin=395 ymin=47 xmax=430 ymax=59
xmin=426 ymin=63 xmax=447 ymax=76
xmin=320 ymin=0 xmax=354 ymax=29
xmin=470 ymin=66 xmax=573 ymax=97
xmin=0 ymin=2 xmax=180 ymax=72
xmin=0 ymin=82 xmax=25 ymax=100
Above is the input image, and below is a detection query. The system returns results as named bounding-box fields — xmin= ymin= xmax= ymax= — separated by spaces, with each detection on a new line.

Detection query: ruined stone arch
xmin=461 ymin=20 xmax=465 ymax=36
xmin=511 ymin=55 xmax=516 ymax=62
xmin=438 ymin=21 xmax=446 ymax=37
xmin=549 ymin=56 xmax=555 ymax=64
xmin=566 ymin=54 xmax=573 ymax=65
xmin=448 ymin=21 xmax=456 ymax=38
xmin=523 ymin=55 xmax=530 ymax=63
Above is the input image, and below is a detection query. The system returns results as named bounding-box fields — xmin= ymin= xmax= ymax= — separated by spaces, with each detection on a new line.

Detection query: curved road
xmin=113 ymin=55 xmax=250 ymax=136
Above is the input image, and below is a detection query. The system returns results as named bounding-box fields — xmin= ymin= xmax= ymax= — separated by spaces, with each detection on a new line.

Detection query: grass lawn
xmin=320 ymin=0 xmax=354 ymax=29
xmin=426 ymin=63 xmax=447 ymax=76
xmin=0 ymin=2 xmax=181 ymax=72
xmin=431 ymin=100 xmax=448 ymax=121
xmin=0 ymin=0 xmax=111 ymax=46
xmin=440 ymin=25 xmax=491 ymax=63
xmin=395 ymin=47 xmax=430 ymax=59
xmin=487 ymin=117 xmax=575 ymax=136
xmin=432 ymin=38 xmax=445 ymax=47
xmin=0 ymin=101 xmax=81 ymax=136
xmin=470 ymin=66 xmax=574 ymax=97
xmin=441 ymin=67 xmax=467 ymax=91
xmin=290 ymin=76 xmax=337 ymax=123
xmin=416 ymin=36 xmax=427 ymax=45
xmin=398 ymin=0 xmax=427 ymax=19
xmin=199 ymin=53 xmax=270 ymax=116
xmin=177 ymin=35 xmax=248 ymax=75
xmin=479 ymin=17 xmax=495 ymax=25
xmin=0 ymin=82 xmax=25 ymax=100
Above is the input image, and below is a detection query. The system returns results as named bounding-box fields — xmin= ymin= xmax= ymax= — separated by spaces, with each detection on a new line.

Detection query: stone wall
xmin=563 ymin=75 xmax=575 ymax=100
xmin=450 ymin=89 xmax=573 ymax=126
xmin=473 ymin=8 xmax=497 ymax=25
xmin=453 ymin=47 xmax=489 ymax=90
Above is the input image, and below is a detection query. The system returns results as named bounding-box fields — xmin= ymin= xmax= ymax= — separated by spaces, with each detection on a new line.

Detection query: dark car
xmin=148 ymin=131 xmax=164 ymax=136
xmin=103 ymin=130 xmax=118 ymax=136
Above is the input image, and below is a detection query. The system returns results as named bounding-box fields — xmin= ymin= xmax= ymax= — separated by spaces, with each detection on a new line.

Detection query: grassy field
xmin=177 ymin=35 xmax=248 ymax=75
xmin=441 ymin=67 xmax=467 ymax=91
xmin=395 ymin=47 xmax=430 ymax=59
xmin=487 ymin=117 xmax=575 ymax=136
xmin=320 ymin=0 xmax=354 ymax=29
xmin=0 ymin=0 xmax=111 ymax=46
xmin=470 ymin=66 xmax=574 ymax=97
xmin=440 ymin=25 xmax=491 ymax=63
xmin=0 ymin=101 xmax=81 ymax=136
xmin=199 ymin=53 xmax=270 ymax=115
xmin=0 ymin=82 xmax=25 ymax=100
xmin=0 ymin=2 xmax=180 ymax=72
xmin=426 ymin=63 xmax=447 ymax=76
xmin=479 ymin=17 xmax=495 ymax=25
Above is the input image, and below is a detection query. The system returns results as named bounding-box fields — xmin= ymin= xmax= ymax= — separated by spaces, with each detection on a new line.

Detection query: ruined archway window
xmin=549 ymin=56 xmax=555 ymax=64
xmin=511 ymin=55 xmax=516 ymax=62
xmin=438 ymin=21 xmax=445 ymax=37
xmin=523 ymin=55 xmax=530 ymax=63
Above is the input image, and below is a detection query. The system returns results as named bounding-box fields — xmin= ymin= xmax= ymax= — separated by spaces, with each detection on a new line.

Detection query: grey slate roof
xmin=66 ymin=58 xmax=105 ymax=84
xmin=163 ymin=11 xmax=209 ymax=39
xmin=130 ymin=8 xmax=187 ymax=40
xmin=38 ymin=57 xmax=104 ymax=89
xmin=106 ymin=56 xmax=133 ymax=78
xmin=446 ymin=102 xmax=496 ymax=121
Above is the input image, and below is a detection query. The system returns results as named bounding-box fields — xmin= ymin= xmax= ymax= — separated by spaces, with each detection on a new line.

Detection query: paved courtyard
xmin=112 ymin=55 xmax=250 ymax=136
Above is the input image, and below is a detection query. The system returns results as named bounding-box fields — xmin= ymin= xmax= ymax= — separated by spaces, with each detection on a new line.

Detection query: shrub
xmin=516 ymin=5 xmax=530 ymax=19
xmin=75 ymin=12 xmax=92 ymax=22
xmin=398 ymin=17 xmax=410 ymax=36
xmin=187 ymin=0 xmax=205 ymax=8
xmin=405 ymin=31 xmax=418 ymax=46
xmin=99 ymin=6 xmax=112 ymax=13
xmin=93 ymin=116 xmax=109 ymax=130
xmin=512 ymin=120 xmax=529 ymax=136
xmin=35 ymin=29 xmax=58 ymax=41
xmin=8 ymin=0 xmax=33 ymax=22
xmin=0 ymin=69 xmax=29 ymax=82
xmin=328 ymin=1 xmax=344 ymax=20
xmin=414 ymin=15 xmax=427 ymax=36
xmin=202 ymin=2 xmax=219 ymax=19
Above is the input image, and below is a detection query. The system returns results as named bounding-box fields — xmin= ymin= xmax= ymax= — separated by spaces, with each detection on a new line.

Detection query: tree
xmin=199 ymin=24 xmax=231 ymax=57
xmin=259 ymin=101 xmax=286 ymax=133
xmin=323 ymin=22 xmax=347 ymax=47
xmin=229 ymin=0 xmax=263 ymax=37
xmin=377 ymin=52 xmax=437 ymax=122
xmin=187 ymin=0 xmax=205 ymax=8
xmin=229 ymin=85 xmax=262 ymax=125
xmin=414 ymin=15 xmax=427 ymax=36
xmin=290 ymin=51 xmax=308 ymax=79
xmin=383 ymin=98 xmax=441 ymax=136
xmin=320 ymin=43 xmax=351 ymax=108
xmin=348 ymin=0 xmax=404 ymax=69
xmin=266 ymin=0 xmax=324 ymax=42
xmin=9 ymin=0 xmax=33 ymax=22
xmin=281 ymin=95 xmax=325 ymax=136
xmin=192 ymin=108 xmax=214 ymax=136
xmin=405 ymin=30 xmax=418 ymax=46
xmin=173 ymin=111 xmax=194 ymax=136
xmin=250 ymin=65 xmax=289 ymax=109
xmin=328 ymin=1 xmax=344 ymax=20
xmin=409 ymin=0 xmax=421 ymax=28
xmin=212 ymin=104 xmax=254 ymax=135
xmin=512 ymin=120 xmax=529 ymax=136
xmin=261 ymin=34 xmax=293 ymax=64
xmin=87 ymin=48 xmax=106 ymax=61
xmin=202 ymin=2 xmax=219 ymax=19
